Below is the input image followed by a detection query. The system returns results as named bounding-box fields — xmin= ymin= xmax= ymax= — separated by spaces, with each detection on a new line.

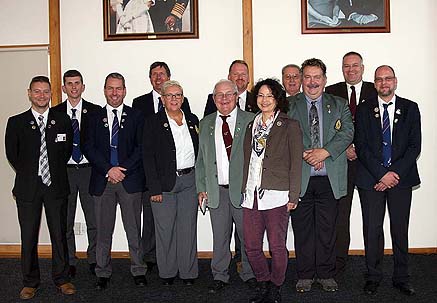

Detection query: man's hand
xmin=303 ymin=148 xmax=330 ymax=166
xmin=198 ymin=192 xmax=208 ymax=208
xmin=287 ymin=202 xmax=297 ymax=211
xmin=150 ymin=194 xmax=163 ymax=203
xmin=165 ymin=15 xmax=177 ymax=31
xmin=346 ymin=144 xmax=357 ymax=161
xmin=379 ymin=171 xmax=400 ymax=188
xmin=107 ymin=166 xmax=126 ymax=183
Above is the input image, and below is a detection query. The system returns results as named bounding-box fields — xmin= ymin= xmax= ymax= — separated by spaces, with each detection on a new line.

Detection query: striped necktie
xmin=309 ymin=101 xmax=320 ymax=148
xmin=71 ymin=109 xmax=82 ymax=163
xmin=110 ymin=109 xmax=119 ymax=166
xmin=38 ymin=115 xmax=51 ymax=186
xmin=382 ymin=102 xmax=392 ymax=167
xmin=220 ymin=115 xmax=233 ymax=160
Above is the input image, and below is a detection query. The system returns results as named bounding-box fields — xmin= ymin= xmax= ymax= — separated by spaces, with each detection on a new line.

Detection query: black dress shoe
xmin=69 ymin=265 xmax=76 ymax=278
xmin=146 ymin=262 xmax=156 ymax=273
xmin=183 ymin=279 xmax=195 ymax=286
xmin=245 ymin=278 xmax=258 ymax=289
xmin=249 ymin=281 xmax=269 ymax=303
xmin=363 ymin=281 xmax=379 ymax=295
xmin=134 ymin=275 xmax=147 ymax=286
xmin=208 ymin=280 xmax=228 ymax=294
xmin=268 ymin=284 xmax=282 ymax=303
xmin=95 ymin=277 xmax=110 ymax=290
xmin=161 ymin=277 xmax=175 ymax=286
xmin=89 ymin=263 xmax=97 ymax=276
xmin=393 ymin=282 xmax=416 ymax=296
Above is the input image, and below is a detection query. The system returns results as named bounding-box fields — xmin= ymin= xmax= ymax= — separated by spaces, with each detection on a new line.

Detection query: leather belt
xmin=67 ymin=163 xmax=92 ymax=169
xmin=219 ymin=184 xmax=229 ymax=189
xmin=176 ymin=166 xmax=194 ymax=176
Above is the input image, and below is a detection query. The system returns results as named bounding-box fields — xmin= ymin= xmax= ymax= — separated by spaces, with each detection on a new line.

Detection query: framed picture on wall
xmin=301 ymin=0 xmax=390 ymax=34
xmin=103 ymin=0 xmax=198 ymax=40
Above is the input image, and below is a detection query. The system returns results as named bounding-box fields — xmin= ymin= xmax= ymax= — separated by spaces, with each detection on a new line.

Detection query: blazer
xmin=195 ymin=108 xmax=255 ymax=208
xmin=203 ymin=91 xmax=259 ymax=117
xmin=52 ymin=99 xmax=101 ymax=148
xmin=241 ymin=112 xmax=303 ymax=203
xmin=143 ymin=110 xmax=199 ymax=195
xmin=132 ymin=91 xmax=191 ymax=118
xmin=288 ymin=93 xmax=354 ymax=199
xmin=83 ymin=105 xmax=146 ymax=196
xmin=325 ymin=81 xmax=377 ymax=108
xmin=5 ymin=109 xmax=73 ymax=201
xmin=354 ymin=95 xmax=421 ymax=190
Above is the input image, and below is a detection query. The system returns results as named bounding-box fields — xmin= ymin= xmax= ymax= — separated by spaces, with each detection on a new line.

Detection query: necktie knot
xmin=351 ymin=85 xmax=355 ymax=92
xmin=112 ymin=109 xmax=118 ymax=116
xmin=220 ymin=115 xmax=230 ymax=122
xmin=71 ymin=108 xmax=77 ymax=118
xmin=38 ymin=115 xmax=44 ymax=122
xmin=383 ymin=102 xmax=392 ymax=110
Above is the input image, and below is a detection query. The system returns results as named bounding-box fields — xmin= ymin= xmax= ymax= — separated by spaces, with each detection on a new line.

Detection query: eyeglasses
xmin=162 ymin=93 xmax=183 ymax=99
xmin=214 ymin=92 xmax=237 ymax=100
xmin=374 ymin=76 xmax=395 ymax=84
xmin=257 ymin=94 xmax=275 ymax=100
xmin=283 ymin=73 xmax=300 ymax=81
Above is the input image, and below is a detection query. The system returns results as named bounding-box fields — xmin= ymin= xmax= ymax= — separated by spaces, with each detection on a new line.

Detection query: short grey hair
xmin=161 ymin=80 xmax=183 ymax=95
xmin=213 ymin=79 xmax=238 ymax=95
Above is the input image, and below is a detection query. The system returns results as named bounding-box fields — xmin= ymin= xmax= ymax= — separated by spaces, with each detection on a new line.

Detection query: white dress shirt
xmin=32 ymin=108 xmax=49 ymax=178
xmin=166 ymin=110 xmax=195 ymax=170
xmin=238 ymin=90 xmax=247 ymax=111
xmin=106 ymin=104 xmax=124 ymax=139
xmin=152 ymin=90 xmax=161 ymax=113
xmin=378 ymin=95 xmax=396 ymax=138
xmin=67 ymin=99 xmax=89 ymax=164
xmin=346 ymin=80 xmax=363 ymax=103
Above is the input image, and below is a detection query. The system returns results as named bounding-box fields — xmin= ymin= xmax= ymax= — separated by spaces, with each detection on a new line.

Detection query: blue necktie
xmin=382 ymin=102 xmax=392 ymax=167
xmin=71 ymin=109 xmax=82 ymax=163
xmin=110 ymin=109 xmax=119 ymax=166
xmin=158 ymin=97 xmax=164 ymax=112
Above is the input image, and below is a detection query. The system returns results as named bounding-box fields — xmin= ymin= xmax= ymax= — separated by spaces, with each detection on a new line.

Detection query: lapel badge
xmin=374 ymin=107 xmax=379 ymax=113
xmin=30 ymin=121 xmax=34 ymax=125
xmin=327 ymin=104 xmax=331 ymax=114
xmin=375 ymin=113 xmax=380 ymax=118
xmin=32 ymin=125 xmax=36 ymax=129
xmin=121 ymin=119 xmax=125 ymax=123
xmin=276 ymin=121 xmax=282 ymax=127
xmin=82 ymin=109 xmax=87 ymax=114
xmin=394 ymin=118 xmax=398 ymax=123
xmin=362 ymin=99 xmax=366 ymax=103
xmin=51 ymin=120 xmax=55 ymax=125
xmin=195 ymin=125 xmax=199 ymax=134
xmin=103 ymin=117 xmax=108 ymax=123
xmin=335 ymin=119 xmax=342 ymax=130
xmin=48 ymin=125 xmax=52 ymax=129
xmin=121 ymin=125 xmax=124 ymax=128
xmin=396 ymin=109 xmax=401 ymax=115
xmin=122 ymin=111 xmax=127 ymax=116
xmin=104 ymin=123 xmax=109 ymax=127
xmin=164 ymin=122 xmax=169 ymax=128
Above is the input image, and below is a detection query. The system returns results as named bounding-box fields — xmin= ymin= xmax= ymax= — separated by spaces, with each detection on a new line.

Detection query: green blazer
xmin=195 ymin=108 xmax=255 ymax=209
xmin=287 ymin=93 xmax=354 ymax=199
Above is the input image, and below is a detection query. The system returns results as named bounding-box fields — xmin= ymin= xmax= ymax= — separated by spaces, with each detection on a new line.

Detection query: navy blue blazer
xmin=354 ymin=96 xmax=421 ymax=190
xmin=325 ymin=81 xmax=377 ymax=107
xmin=132 ymin=91 xmax=191 ymax=118
xmin=143 ymin=110 xmax=199 ymax=195
xmin=83 ymin=105 xmax=146 ymax=196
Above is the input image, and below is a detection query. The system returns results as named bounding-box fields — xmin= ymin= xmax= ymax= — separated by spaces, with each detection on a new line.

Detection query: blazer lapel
xmin=391 ymin=96 xmax=403 ymax=146
xmin=296 ymin=95 xmax=311 ymax=141
xmin=158 ymin=111 xmax=176 ymax=149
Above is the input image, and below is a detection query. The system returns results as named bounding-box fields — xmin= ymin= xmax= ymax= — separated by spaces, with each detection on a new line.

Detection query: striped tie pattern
xmin=38 ymin=115 xmax=51 ymax=186
xmin=220 ymin=115 xmax=233 ymax=160
xmin=309 ymin=101 xmax=320 ymax=148
xmin=110 ymin=109 xmax=119 ymax=166
xmin=382 ymin=102 xmax=392 ymax=167
xmin=71 ymin=109 xmax=82 ymax=163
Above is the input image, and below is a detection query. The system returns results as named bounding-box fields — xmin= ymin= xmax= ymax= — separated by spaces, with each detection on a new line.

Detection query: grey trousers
xmin=209 ymin=186 xmax=255 ymax=283
xmin=66 ymin=166 xmax=96 ymax=265
xmin=151 ymin=171 xmax=198 ymax=279
xmin=94 ymin=182 xmax=146 ymax=277
xmin=141 ymin=191 xmax=156 ymax=263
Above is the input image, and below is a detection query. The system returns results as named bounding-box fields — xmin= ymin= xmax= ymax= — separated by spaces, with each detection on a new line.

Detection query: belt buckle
xmin=176 ymin=170 xmax=182 ymax=177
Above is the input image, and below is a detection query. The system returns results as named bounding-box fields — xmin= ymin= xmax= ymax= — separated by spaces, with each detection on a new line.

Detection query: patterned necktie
xmin=38 ymin=115 xmax=51 ymax=186
xmin=220 ymin=115 xmax=233 ymax=160
xmin=110 ymin=109 xmax=119 ymax=166
xmin=158 ymin=97 xmax=164 ymax=112
xmin=309 ymin=101 xmax=320 ymax=148
xmin=349 ymin=85 xmax=357 ymax=119
xmin=382 ymin=102 xmax=392 ymax=167
xmin=71 ymin=109 xmax=82 ymax=163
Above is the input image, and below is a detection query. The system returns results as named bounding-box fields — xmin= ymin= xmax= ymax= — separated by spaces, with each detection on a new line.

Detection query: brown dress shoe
xmin=58 ymin=282 xmax=76 ymax=295
xmin=20 ymin=287 xmax=37 ymax=300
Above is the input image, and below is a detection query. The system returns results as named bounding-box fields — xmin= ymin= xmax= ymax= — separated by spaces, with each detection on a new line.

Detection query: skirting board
xmin=0 ymin=244 xmax=435 ymax=259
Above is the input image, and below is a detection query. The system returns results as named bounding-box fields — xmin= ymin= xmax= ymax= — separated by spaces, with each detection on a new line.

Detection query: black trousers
xmin=358 ymin=186 xmax=412 ymax=283
xmin=16 ymin=179 xmax=70 ymax=288
xmin=335 ymin=160 xmax=357 ymax=273
xmin=141 ymin=191 xmax=156 ymax=264
xmin=291 ymin=176 xmax=338 ymax=279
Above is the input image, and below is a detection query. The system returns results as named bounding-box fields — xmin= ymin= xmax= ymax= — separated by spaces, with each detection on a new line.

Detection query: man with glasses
xmin=196 ymin=79 xmax=256 ymax=294
xmin=282 ymin=64 xmax=302 ymax=97
xmin=355 ymin=65 xmax=421 ymax=296
xmin=288 ymin=58 xmax=353 ymax=293
xmin=325 ymin=51 xmax=377 ymax=276
xmin=203 ymin=60 xmax=258 ymax=117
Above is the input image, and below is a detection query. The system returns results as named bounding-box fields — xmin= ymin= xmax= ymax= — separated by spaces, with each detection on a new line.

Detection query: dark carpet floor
xmin=0 ymin=254 xmax=436 ymax=303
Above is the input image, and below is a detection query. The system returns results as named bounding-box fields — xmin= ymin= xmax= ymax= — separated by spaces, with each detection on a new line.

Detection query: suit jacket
xmin=241 ymin=112 xmax=303 ymax=203
xmin=325 ymin=81 xmax=377 ymax=108
xmin=354 ymin=95 xmax=421 ymax=190
xmin=203 ymin=91 xmax=259 ymax=117
xmin=143 ymin=110 xmax=199 ymax=195
xmin=288 ymin=93 xmax=354 ymax=199
xmin=195 ymin=108 xmax=255 ymax=208
xmin=149 ymin=0 xmax=190 ymax=32
xmin=83 ymin=105 xmax=145 ymax=196
xmin=52 ymin=99 xmax=101 ymax=149
xmin=5 ymin=108 xmax=73 ymax=201
xmin=132 ymin=91 xmax=191 ymax=118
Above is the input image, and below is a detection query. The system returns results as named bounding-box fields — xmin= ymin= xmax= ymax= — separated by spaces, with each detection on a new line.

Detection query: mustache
xmin=306 ymin=84 xmax=320 ymax=89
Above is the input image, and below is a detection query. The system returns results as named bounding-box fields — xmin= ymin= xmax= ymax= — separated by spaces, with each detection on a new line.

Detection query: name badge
xmin=56 ymin=133 xmax=67 ymax=142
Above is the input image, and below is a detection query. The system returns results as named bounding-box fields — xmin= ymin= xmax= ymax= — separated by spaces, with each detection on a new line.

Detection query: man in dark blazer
xmin=203 ymin=60 xmax=259 ymax=117
xmin=5 ymin=76 xmax=76 ymax=300
xmin=355 ymin=65 xmax=421 ymax=296
xmin=52 ymin=70 xmax=101 ymax=278
xmin=83 ymin=73 xmax=147 ymax=290
xmin=132 ymin=61 xmax=190 ymax=272
xmin=325 ymin=51 xmax=377 ymax=275
xmin=149 ymin=0 xmax=190 ymax=32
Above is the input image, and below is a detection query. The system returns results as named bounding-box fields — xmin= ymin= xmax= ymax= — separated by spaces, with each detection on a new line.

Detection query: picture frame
xmin=103 ymin=0 xmax=199 ymax=41
xmin=301 ymin=0 xmax=390 ymax=34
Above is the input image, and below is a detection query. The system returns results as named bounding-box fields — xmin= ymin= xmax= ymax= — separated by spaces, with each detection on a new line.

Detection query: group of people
xmin=5 ymin=52 xmax=421 ymax=302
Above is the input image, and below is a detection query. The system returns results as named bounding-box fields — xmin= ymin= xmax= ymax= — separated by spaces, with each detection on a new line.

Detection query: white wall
xmin=1 ymin=0 xmax=436 ymax=252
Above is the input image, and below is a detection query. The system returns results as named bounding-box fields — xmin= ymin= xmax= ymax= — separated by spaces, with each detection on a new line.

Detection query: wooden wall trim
xmin=1 ymin=244 xmax=435 ymax=259
xmin=0 ymin=44 xmax=49 ymax=50
xmin=242 ymin=0 xmax=254 ymax=89
xmin=48 ymin=0 xmax=62 ymax=106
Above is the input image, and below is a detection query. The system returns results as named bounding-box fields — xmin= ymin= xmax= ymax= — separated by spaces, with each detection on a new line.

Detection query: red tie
xmin=349 ymin=85 xmax=357 ymax=119
xmin=220 ymin=115 xmax=233 ymax=160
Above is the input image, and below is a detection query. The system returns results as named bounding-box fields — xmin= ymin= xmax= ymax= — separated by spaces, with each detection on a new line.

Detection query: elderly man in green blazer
xmin=196 ymin=79 xmax=256 ymax=294
xmin=288 ymin=58 xmax=354 ymax=293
